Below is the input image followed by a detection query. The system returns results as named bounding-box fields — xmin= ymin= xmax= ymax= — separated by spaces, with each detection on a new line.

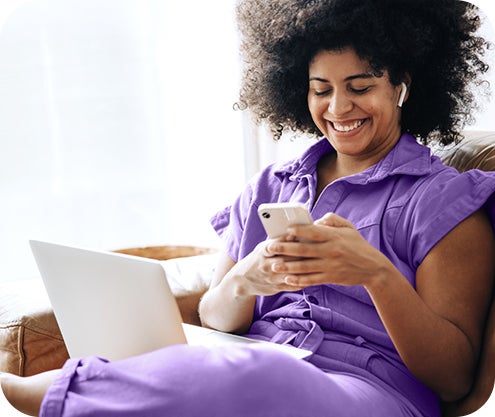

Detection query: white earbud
xmin=397 ymin=82 xmax=407 ymax=108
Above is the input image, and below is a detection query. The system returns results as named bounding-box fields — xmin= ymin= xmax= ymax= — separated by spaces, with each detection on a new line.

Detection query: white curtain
xmin=0 ymin=0 xmax=244 ymax=281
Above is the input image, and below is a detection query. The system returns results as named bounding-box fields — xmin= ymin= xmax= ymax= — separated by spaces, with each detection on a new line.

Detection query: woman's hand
xmin=265 ymin=212 xmax=395 ymax=289
xmin=231 ymin=238 xmax=308 ymax=297
xmin=199 ymin=237 xmax=307 ymax=334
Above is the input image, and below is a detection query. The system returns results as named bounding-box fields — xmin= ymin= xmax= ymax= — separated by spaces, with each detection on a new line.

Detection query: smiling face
xmin=308 ymin=48 xmax=406 ymax=165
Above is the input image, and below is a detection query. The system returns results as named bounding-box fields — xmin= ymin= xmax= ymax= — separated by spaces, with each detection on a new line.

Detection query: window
xmin=0 ymin=0 xmax=244 ymax=281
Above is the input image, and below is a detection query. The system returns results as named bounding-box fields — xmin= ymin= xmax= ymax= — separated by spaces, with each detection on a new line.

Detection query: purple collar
xmin=274 ymin=133 xmax=433 ymax=185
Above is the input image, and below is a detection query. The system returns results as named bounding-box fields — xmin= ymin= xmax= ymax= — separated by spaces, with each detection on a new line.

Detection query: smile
xmin=332 ymin=119 xmax=366 ymax=133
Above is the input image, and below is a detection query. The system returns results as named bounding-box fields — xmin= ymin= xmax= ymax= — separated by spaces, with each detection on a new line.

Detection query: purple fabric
xmin=39 ymin=134 xmax=495 ymax=417
xmin=41 ymin=345 xmax=417 ymax=417
xmin=210 ymin=134 xmax=495 ymax=416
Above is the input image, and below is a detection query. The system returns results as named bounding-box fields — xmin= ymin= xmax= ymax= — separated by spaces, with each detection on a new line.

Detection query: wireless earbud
xmin=398 ymin=82 xmax=407 ymax=107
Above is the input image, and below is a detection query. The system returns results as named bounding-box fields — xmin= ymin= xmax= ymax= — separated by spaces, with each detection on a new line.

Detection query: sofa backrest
xmin=437 ymin=131 xmax=495 ymax=172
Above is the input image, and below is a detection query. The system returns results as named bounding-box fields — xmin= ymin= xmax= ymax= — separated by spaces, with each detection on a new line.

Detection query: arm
xmin=367 ymin=210 xmax=494 ymax=400
xmin=266 ymin=211 xmax=495 ymax=401
xmin=198 ymin=242 xmax=306 ymax=334
xmin=198 ymin=252 xmax=255 ymax=334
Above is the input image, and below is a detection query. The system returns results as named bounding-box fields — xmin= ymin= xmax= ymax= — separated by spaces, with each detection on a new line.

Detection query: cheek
xmin=307 ymin=95 xmax=316 ymax=114
xmin=361 ymin=99 xmax=392 ymax=122
xmin=308 ymin=106 xmax=328 ymax=133
xmin=307 ymin=97 xmax=326 ymax=119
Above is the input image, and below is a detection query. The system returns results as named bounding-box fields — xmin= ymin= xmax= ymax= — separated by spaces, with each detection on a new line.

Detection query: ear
xmin=397 ymin=74 xmax=412 ymax=108
xmin=397 ymin=82 xmax=407 ymax=107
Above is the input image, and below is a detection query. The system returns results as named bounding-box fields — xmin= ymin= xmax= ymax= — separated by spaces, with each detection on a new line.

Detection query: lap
xmin=41 ymin=344 xmax=418 ymax=417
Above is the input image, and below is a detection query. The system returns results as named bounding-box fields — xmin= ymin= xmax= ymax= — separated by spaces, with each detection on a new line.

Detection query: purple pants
xmin=40 ymin=344 xmax=419 ymax=417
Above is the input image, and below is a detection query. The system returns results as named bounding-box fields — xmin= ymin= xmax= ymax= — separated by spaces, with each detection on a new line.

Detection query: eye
xmin=314 ymin=89 xmax=331 ymax=97
xmin=310 ymin=86 xmax=333 ymax=97
xmin=350 ymin=86 xmax=371 ymax=94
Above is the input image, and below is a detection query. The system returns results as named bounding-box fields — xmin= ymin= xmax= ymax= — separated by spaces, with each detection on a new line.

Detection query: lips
xmin=332 ymin=119 xmax=367 ymax=133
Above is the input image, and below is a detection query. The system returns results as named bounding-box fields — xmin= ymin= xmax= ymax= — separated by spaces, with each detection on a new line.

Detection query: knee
xmin=208 ymin=345 xmax=314 ymax=395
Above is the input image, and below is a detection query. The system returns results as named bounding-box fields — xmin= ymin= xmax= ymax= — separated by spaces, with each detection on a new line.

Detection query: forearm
xmin=199 ymin=243 xmax=302 ymax=334
xmin=365 ymin=267 xmax=476 ymax=401
xmin=199 ymin=271 xmax=256 ymax=334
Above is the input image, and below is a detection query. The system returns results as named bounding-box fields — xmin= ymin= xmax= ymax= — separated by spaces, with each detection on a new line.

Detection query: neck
xmin=316 ymin=133 xmax=402 ymax=195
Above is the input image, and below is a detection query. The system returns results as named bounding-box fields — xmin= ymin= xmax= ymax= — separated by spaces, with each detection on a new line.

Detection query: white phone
xmin=257 ymin=202 xmax=313 ymax=239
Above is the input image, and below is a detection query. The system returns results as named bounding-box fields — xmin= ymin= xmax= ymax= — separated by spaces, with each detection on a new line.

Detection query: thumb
xmin=315 ymin=212 xmax=354 ymax=228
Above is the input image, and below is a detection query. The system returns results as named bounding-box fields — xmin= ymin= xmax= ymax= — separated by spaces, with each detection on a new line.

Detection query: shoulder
xmin=408 ymin=163 xmax=495 ymax=214
xmin=398 ymin=165 xmax=495 ymax=269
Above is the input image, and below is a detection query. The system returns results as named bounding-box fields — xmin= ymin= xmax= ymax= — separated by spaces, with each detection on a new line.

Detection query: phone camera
xmin=261 ymin=212 xmax=271 ymax=219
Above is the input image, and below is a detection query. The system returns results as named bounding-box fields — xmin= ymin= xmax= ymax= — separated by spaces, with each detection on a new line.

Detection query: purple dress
xmin=40 ymin=134 xmax=495 ymax=417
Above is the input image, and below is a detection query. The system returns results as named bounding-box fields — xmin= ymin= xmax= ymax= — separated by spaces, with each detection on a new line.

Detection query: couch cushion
xmin=160 ymin=253 xmax=217 ymax=326
xmin=436 ymin=131 xmax=495 ymax=172
xmin=0 ymin=279 xmax=68 ymax=376
xmin=160 ymin=253 xmax=217 ymax=296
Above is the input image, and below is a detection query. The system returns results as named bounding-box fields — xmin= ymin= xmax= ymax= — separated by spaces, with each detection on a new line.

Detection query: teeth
xmin=333 ymin=119 xmax=365 ymax=132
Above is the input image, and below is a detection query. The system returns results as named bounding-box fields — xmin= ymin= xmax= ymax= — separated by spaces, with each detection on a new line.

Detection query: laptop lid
xmin=29 ymin=240 xmax=187 ymax=361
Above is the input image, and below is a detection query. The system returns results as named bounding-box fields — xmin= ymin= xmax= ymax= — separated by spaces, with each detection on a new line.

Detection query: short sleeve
xmin=209 ymin=158 xmax=301 ymax=262
xmin=209 ymin=182 xmax=251 ymax=262
xmin=210 ymin=177 xmax=269 ymax=262
xmin=398 ymin=169 xmax=495 ymax=269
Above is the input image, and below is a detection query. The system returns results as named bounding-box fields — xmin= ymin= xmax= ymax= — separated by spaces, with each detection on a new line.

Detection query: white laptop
xmin=29 ymin=240 xmax=311 ymax=361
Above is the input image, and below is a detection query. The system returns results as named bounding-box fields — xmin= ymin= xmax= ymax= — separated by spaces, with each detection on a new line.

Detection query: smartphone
xmin=257 ymin=202 xmax=313 ymax=239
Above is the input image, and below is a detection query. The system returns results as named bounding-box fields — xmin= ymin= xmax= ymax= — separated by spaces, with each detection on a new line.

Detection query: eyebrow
xmin=309 ymin=73 xmax=375 ymax=82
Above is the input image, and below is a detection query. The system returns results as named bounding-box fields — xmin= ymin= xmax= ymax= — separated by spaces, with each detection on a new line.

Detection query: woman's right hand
xmin=230 ymin=239 xmax=306 ymax=297
xmin=198 ymin=239 xmax=304 ymax=333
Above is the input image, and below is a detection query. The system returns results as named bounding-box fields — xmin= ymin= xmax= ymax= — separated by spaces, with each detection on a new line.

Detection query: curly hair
xmin=235 ymin=0 xmax=491 ymax=145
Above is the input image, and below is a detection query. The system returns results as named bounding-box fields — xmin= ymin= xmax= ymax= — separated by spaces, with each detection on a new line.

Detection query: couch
xmin=0 ymin=131 xmax=494 ymax=417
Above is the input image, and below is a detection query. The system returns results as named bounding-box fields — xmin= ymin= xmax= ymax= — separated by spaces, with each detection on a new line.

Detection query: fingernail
xmin=285 ymin=275 xmax=298 ymax=285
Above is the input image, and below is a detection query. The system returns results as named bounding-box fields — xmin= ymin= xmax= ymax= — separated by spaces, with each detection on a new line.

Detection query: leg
xmin=6 ymin=344 xmax=418 ymax=417
xmin=1 ymin=370 xmax=60 ymax=416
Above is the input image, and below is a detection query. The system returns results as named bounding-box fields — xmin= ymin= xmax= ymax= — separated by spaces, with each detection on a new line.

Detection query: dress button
xmin=307 ymin=295 xmax=319 ymax=305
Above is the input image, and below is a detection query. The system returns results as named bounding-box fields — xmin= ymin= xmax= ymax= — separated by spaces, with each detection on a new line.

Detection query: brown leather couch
xmin=0 ymin=131 xmax=494 ymax=417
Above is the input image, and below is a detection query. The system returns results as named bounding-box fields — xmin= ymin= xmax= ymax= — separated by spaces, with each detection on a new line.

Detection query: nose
xmin=327 ymin=91 xmax=353 ymax=116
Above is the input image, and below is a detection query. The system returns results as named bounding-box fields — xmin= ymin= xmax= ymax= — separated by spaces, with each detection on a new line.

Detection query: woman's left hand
xmin=264 ymin=212 xmax=394 ymax=289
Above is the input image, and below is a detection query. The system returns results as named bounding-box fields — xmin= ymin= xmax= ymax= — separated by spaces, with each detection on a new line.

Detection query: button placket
xmin=303 ymin=288 xmax=322 ymax=306
xmin=311 ymin=182 xmax=346 ymax=219
xmin=301 ymin=289 xmax=321 ymax=320
xmin=310 ymin=295 xmax=320 ymax=304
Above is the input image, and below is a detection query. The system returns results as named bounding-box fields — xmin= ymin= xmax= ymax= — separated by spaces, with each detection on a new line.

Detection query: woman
xmin=3 ymin=1 xmax=495 ymax=416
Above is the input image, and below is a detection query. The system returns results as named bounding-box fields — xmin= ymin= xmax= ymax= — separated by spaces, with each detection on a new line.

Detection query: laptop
xmin=29 ymin=240 xmax=311 ymax=361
